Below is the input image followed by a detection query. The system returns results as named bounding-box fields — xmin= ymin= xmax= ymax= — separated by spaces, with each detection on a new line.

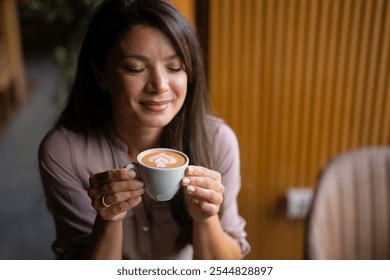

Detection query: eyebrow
xmin=119 ymin=53 xmax=181 ymax=62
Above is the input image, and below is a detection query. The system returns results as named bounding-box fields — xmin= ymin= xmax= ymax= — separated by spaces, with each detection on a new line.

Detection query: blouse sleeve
xmin=212 ymin=119 xmax=251 ymax=258
xmin=38 ymin=128 xmax=96 ymax=258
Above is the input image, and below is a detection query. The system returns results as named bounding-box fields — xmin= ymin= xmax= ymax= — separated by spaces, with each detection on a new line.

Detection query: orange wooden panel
xmin=169 ymin=0 xmax=195 ymax=25
xmin=208 ymin=0 xmax=390 ymax=259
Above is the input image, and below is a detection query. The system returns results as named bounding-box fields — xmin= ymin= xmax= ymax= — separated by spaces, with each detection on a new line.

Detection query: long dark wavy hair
xmin=56 ymin=0 xmax=214 ymax=249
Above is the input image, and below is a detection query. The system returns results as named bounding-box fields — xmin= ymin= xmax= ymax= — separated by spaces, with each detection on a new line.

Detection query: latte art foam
xmin=149 ymin=153 xmax=178 ymax=167
xmin=140 ymin=150 xmax=187 ymax=168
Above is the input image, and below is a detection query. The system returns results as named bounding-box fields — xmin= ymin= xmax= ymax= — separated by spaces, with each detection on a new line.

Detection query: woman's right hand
xmin=88 ymin=168 xmax=145 ymax=222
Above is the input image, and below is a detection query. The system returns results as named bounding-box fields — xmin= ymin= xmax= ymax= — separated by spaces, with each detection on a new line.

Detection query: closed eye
xmin=124 ymin=67 xmax=146 ymax=74
xmin=167 ymin=67 xmax=183 ymax=73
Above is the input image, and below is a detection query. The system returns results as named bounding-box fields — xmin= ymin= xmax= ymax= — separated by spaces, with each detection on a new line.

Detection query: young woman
xmin=39 ymin=0 xmax=250 ymax=259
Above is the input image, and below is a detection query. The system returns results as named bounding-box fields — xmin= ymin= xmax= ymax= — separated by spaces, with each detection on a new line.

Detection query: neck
xmin=112 ymin=118 xmax=164 ymax=161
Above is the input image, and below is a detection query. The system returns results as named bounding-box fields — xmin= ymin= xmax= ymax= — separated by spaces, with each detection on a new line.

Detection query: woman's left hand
xmin=181 ymin=165 xmax=224 ymax=222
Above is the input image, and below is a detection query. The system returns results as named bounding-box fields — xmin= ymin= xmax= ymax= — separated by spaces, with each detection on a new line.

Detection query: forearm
xmin=192 ymin=215 xmax=241 ymax=260
xmin=72 ymin=216 xmax=123 ymax=259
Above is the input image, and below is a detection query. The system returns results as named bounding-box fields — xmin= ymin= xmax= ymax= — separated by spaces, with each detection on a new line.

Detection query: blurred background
xmin=0 ymin=0 xmax=389 ymax=260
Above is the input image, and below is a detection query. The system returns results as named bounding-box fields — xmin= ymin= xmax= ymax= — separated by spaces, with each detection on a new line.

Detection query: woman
xmin=39 ymin=0 xmax=250 ymax=259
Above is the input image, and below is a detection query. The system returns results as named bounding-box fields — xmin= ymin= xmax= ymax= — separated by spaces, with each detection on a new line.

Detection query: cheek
xmin=174 ymin=75 xmax=188 ymax=97
xmin=108 ymin=77 xmax=143 ymax=103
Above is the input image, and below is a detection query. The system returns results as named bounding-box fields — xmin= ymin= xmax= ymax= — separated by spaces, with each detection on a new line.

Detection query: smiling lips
xmin=140 ymin=100 xmax=171 ymax=112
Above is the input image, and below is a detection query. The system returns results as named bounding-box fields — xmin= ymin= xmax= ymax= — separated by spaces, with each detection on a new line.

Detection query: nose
xmin=145 ymin=67 xmax=169 ymax=94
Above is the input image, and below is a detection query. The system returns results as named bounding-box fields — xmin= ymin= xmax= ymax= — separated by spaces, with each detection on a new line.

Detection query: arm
xmin=181 ymin=120 xmax=250 ymax=259
xmin=73 ymin=216 xmax=124 ymax=259
xmin=82 ymin=168 xmax=144 ymax=259
xmin=39 ymin=129 xmax=144 ymax=259
xmin=192 ymin=213 xmax=241 ymax=259
xmin=182 ymin=166 xmax=241 ymax=259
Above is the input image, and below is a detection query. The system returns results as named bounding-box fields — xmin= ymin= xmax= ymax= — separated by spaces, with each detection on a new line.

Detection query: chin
xmin=144 ymin=116 xmax=173 ymax=128
xmin=143 ymin=109 xmax=179 ymax=126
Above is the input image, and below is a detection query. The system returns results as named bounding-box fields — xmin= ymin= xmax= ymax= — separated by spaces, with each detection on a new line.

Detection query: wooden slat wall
xmin=208 ymin=0 xmax=390 ymax=259
xmin=170 ymin=0 xmax=195 ymax=25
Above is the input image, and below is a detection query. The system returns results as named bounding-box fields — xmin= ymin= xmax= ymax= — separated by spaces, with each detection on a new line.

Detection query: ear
xmin=90 ymin=62 xmax=106 ymax=90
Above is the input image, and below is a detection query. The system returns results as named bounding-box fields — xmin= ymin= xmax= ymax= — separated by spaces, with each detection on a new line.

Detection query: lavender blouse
xmin=38 ymin=117 xmax=250 ymax=259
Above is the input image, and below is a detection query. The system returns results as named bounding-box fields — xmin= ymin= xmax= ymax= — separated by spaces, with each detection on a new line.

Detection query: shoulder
xmin=208 ymin=116 xmax=238 ymax=144
xmin=208 ymin=115 xmax=239 ymax=155
xmin=39 ymin=124 xmax=126 ymax=181
xmin=38 ymin=127 xmax=82 ymax=187
xmin=39 ymin=125 xmax=112 ymax=158
xmin=39 ymin=126 xmax=89 ymax=161
xmin=207 ymin=116 xmax=240 ymax=172
xmin=38 ymin=126 xmax=89 ymax=174
xmin=39 ymin=126 xmax=73 ymax=161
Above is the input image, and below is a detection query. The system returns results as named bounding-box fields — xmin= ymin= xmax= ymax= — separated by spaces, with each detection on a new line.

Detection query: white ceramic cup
xmin=125 ymin=148 xmax=189 ymax=201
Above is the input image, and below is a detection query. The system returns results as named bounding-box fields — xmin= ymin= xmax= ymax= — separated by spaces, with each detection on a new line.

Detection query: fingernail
xmin=137 ymin=189 xmax=145 ymax=194
xmin=192 ymin=198 xmax=199 ymax=204
xmin=127 ymin=169 xmax=136 ymax=177
xmin=183 ymin=177 xmax=190 ymax=184
xmin=135 ymin=181 xmax=144 ymax=187
xmin=187 ymin=185 xmax=195 ymax=193
xmin=187 ymin=166 xmax=194 ymax=174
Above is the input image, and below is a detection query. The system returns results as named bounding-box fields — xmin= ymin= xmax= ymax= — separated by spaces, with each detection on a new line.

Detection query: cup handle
xmin=123 ymin=163 xmax=138 ymax=178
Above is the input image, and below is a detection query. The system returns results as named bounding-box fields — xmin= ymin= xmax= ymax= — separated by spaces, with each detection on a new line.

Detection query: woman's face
xmin=98 ymin=25 xmax=188 ymax=129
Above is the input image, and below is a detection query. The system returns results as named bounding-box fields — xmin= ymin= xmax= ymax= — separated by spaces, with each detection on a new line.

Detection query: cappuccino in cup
xmin=125 ymin=148 xmax=189 ymax=201
xmin=139 ymin=149 xmax=187 ymax=169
